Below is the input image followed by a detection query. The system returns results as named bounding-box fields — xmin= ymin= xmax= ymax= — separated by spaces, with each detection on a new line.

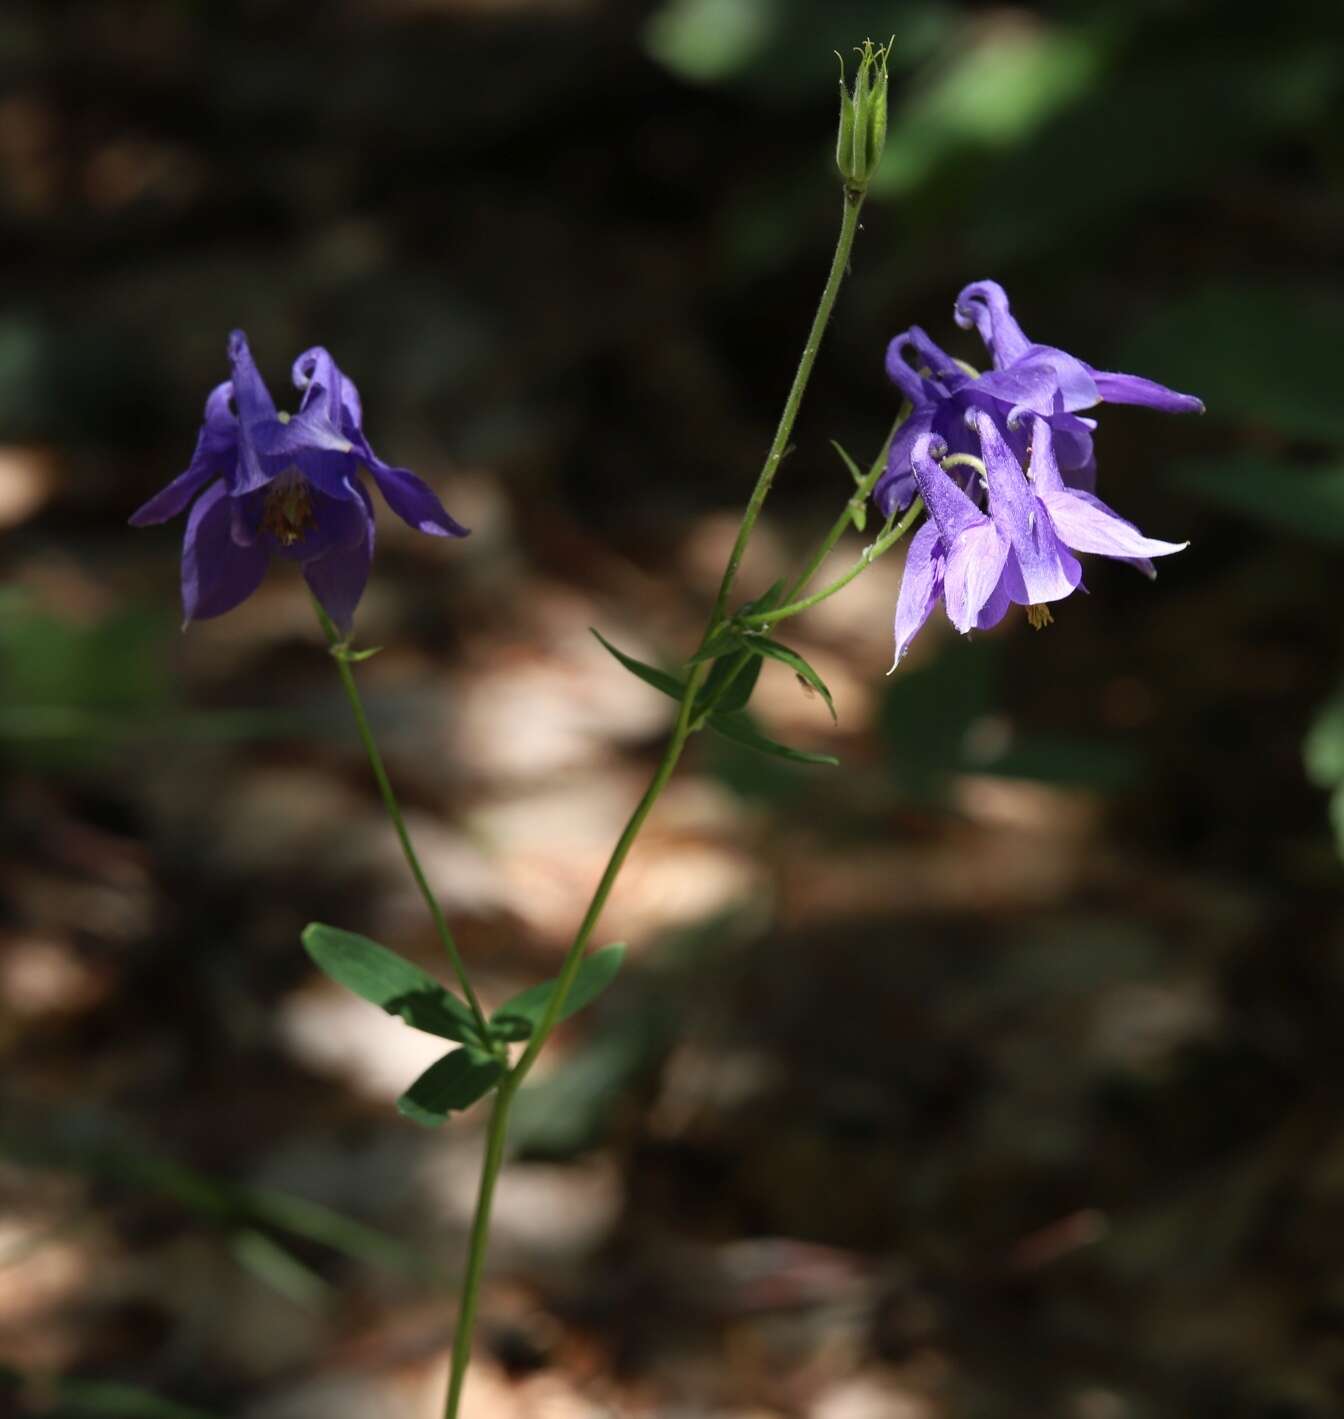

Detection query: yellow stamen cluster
xmin=1025 ymin=603 xmax=1054 ymax=630
xmin=262 ymin=479 xmax=315 ymax=547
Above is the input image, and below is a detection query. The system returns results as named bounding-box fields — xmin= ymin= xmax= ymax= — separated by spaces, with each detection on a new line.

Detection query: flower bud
xmin=836 ymin=38 xmax=890 ymax=193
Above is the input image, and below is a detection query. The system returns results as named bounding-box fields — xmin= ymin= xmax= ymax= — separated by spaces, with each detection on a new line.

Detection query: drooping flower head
xmin=875 ymin=280 xmax=1203 ymax=516
xmin=131 ymin=332 xmax=467 ymax=631
xmin=891 ymin=414 xmax=1187 ymax=666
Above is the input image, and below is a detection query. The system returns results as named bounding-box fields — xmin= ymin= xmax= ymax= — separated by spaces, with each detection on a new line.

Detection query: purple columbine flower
xmin=891 ymin=412 xmax=1188 ymax=666
xmin=130 ymin=331 xmax=467 ymax=632
xmin=875 ymin=280 xmax=1203 ymax=516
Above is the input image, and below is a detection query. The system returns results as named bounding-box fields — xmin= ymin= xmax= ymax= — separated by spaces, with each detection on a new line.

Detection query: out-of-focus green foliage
xmin=881 ymin=637 xmax=1142 ymax=797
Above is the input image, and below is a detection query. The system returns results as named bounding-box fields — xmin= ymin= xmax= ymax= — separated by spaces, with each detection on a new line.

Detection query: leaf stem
xmin=314 ymin=600 xmax=491 ymax=1044
xmin=710 ymin=189 xmax=866 ymax=626
xmin=737 ymin=495 xmax=925 ymax=629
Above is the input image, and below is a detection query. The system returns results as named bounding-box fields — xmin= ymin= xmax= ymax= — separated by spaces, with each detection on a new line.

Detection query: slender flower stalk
xmin=313 ymin=601 xmax=491 ymax=1042
xmin=442 ymin=143 xmax=878 ymax=1419
xmin=710 ymin=188 xmax=865 ymax=626
xmin=737 ymin=494 xmax=925 ymax=631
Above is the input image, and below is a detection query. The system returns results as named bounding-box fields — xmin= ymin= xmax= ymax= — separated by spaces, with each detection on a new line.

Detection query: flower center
xmin=262 ymin=475 xmax=315 ymax=547
xmin=1025 ymin=603 xmax=1054 ymax=630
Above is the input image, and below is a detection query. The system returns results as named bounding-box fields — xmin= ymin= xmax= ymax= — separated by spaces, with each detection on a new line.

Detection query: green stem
xmin=439 ymin=184 xmax=867 ymax=1419
xmin=710 ymin=189 xmax=866 ymax=626
xmin=441 ymin=1083 xmax=514 ymax=1419
xmin=511 ymin=662 xmax=709 ymax=1083
xmin=737 ymin=495 xmax=925 ymax=628
xmin=314 ymin=601 xmax=491 ymax=1043
xmin=440 ymin=661 xmax=709 ymax=1419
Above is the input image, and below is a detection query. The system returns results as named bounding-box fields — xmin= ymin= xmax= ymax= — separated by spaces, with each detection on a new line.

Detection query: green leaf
xmin=686 ymin=625 xmax=745 ymax=665
xmin=396 ymin=1048 xmax=504 ymax=1127
xmin=699 ymin=649 xmax=762 ymax=714
xmin=740 ymin=579 xmax=788 ymax=616
xmin=830 ymin=438 xmax=867 ymax=492
xmin=492 ymin=943 xmax=627 ymax=1039
xmin=751 ymin=639 xmax=837 ymax=722
xmin=301 ymin=924 xmax=481 ymax=1044
xmin=591 ymin=629 xmax=684 ymax=699
xmin=707 ymin=710 xmax=839 ymax=765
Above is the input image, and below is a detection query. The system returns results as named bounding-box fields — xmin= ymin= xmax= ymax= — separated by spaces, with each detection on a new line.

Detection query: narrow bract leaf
xmin=708 ymin=710 xmax=840 ymax=766
xmin=831 ymin=439 xmax=866 ymax=488
xmin=492 ymin=943 xmax=627 ymax=1039
xmin=301 ymin=924 xmax=480 ymax=1044
xmin=591 ymin=629 xmax=684 ymax=699
xmin=753 ymin=640 xmax=837 ymax=722
xmin=700 ymin=651 xmax=762 ymax=714
xmin=741 ymin=579 xmax=788 ymax=616
xmin=687 ymin=625 xmax=745 ymax=665
xmin=396 ymin=1048 xmax=504 ymax=1127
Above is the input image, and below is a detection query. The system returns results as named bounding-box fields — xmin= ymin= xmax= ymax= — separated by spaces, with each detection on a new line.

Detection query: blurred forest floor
xmin=4 ymin=2 xmax=1344 ymax=1417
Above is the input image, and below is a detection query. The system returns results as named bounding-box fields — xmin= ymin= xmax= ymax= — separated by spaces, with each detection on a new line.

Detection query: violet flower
xmin=875 ymin=281 xmax=1203 ymax=517
xmin=131 ymin=332 xmax=467 ymax=632
xmin=891 ymin=413 xmax=1188 ymax=666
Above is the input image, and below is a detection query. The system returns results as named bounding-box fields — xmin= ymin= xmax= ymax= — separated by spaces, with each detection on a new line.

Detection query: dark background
xmin=4 ymin=1 xmax=1344 ymax=1416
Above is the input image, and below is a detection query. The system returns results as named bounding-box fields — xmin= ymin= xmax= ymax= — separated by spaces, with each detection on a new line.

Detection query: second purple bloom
xmin=131 ymin=332 xmax=468 ymax=632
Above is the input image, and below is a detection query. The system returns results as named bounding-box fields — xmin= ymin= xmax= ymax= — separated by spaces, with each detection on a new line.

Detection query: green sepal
xmin=396 ymin=1048 xmax=504 ymax=1127
xmin=491 ymin=943 xmax=627 ymax=1041
xmin=329 ymin=643 xmax=383 ymax=663
xmin=301 ymin=923 xmax=483 ymax=1045
xmin=751 ymin=639 xmax=837 ymax=722
xmin=707 ymin=710 xmax=839 ymax=766
xmin=591 ymin=629 xmax=684 ymax=699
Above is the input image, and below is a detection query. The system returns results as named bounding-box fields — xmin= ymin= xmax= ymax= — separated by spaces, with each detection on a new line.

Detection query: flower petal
xmin=227 ymin=331 xmax=278 ymax=429
xmin=292 ymin=346 xmax=365 ymax=433
xmin=977 ymin=413 xmax=1081 ymax=604
xmin=302 ymin=493 xmax=375 ymax=634
xmin=892 ymin=520 xmax=945 ymax=666
xmin=911 ymin=433 xmax=987 ymax=545
xmin=131 ymin=440 xmax=227 ymax=525
xmin=130 ymin=381 xmax=239 ymax=525
xmin=181 ymin=481 xmax=268 ymax=625
xmin=953 ymin=281 xmax=1033 ymax=367
xmin=1026 ymin=416 xmax=1064 ymax=493
xmin=363 ymin=452 xmax=468 ymax=537
xmin=943 ymin=520 xmax=1011 ymax=632
xmin=874 ymin=406 xmax=934 ymax=517
xmin=228 ymin=332 xmax=303 ymax=495
xmin=885 ymin=328 xmax=949 ymax=405
xmin=1040 ymin=487 xmax=1189 ymax=562
xmin=974 ymin=347 xmax=1098 ymax=418
xmin=1090 ymin=370 xmax=1205 ymax=415
xmin=1048 ymin=413 xmax=1095 ymax=475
